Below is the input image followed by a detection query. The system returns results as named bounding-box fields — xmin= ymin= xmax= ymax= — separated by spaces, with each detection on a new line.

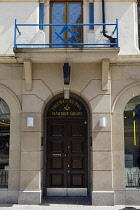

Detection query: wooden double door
xmin=46 ymin=118 xmax=88 ymax=196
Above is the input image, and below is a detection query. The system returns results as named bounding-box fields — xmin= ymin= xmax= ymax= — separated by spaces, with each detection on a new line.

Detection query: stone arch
xmin=112 ymin=82 xmax=140 ymax=194
xmin=112 ymin=82 xmax=140 ymax=113
xmin=0 ymin=84 xmax=21 ymax=190
xmin=0 ymin=84 xmax=21 ymax=114
xmin=43 ymin=93 xmax=91 ymax=197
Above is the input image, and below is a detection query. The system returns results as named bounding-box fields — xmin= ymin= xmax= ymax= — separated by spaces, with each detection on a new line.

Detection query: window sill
xmin=125 ymin=187 xmax=140 ymax=190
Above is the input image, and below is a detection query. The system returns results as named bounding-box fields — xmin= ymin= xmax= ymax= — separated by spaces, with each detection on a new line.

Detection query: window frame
xmin=50 ymin=0 xmax=83 ymax=47
xmin=137 ymin=2 xmax=140 ymax=48
xmin=0 ymin=98 xmax=10 ymax=188
xmin=124 ymin=96 xmax=140 ymax=187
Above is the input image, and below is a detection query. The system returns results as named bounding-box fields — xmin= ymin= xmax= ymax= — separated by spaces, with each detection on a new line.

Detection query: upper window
xmin=0 ymin=99 xmax=10 ymax=187
xmin=50 ymin=0 xmax=83 ymax=47
xmin=124 ymin=96 xmax=140 ymax=187
xmin=137 ymin=2 xmax=140 ymax=48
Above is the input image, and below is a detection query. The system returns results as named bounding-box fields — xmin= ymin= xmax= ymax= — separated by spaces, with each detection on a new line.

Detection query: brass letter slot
xmin=53 ymin=154 xmax=61 ymax=157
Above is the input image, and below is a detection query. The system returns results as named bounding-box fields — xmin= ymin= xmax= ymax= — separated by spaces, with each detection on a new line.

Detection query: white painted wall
xmin=0 ymin=2 xmax=45 ymax=55
xmin=0 ymin=1 xmax=140 ymax=55
xmin=94 ymin=2 xmax=140 ymax=54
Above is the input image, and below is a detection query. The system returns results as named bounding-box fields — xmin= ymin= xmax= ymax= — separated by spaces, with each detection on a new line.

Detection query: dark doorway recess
xmin=44 ymin=95 xmax=90 ymax=197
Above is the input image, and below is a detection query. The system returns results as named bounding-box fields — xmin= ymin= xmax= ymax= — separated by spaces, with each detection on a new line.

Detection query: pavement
xmin=0 ymin=197 xmax=140 ymax=210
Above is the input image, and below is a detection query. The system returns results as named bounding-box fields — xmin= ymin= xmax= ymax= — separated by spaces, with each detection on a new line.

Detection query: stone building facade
xmin=0 ymin=0 xmax=140 ymax=206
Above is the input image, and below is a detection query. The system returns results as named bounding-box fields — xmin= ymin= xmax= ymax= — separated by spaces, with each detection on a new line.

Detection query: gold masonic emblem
xmin=64 ymin=104 xmax=70 ymax=111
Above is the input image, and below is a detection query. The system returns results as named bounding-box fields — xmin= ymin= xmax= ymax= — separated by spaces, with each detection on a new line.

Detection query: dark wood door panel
xmin=70 ymin=141 xmax=84 ymax=153
xmin=50 ymin=173 xmax=64 ymax=187
xmin=48 ymin=123 xmax=65 ymax=137
xmin=70 ymin=174 xmax=84 ymax=187
xmin=70 ymin=157 xmax=84 ymax=170
xmin=50 ymin=124 xmax=65 ymax=137
xmin=51 ymin=157 xmax=63 ymax=169
xmin=50 ymin=140 xmax=64 ymax=153
xmin=70 ymin=124 xmax=84 ymax=137
xmin=47 ymin=119 xmax=87 ymax=189
xmin=48 ymin=155 xmax=65 ymax=168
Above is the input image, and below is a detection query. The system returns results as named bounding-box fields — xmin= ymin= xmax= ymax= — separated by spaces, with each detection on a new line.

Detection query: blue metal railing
xmin=14 ymin=19 xmax=119 ymax=48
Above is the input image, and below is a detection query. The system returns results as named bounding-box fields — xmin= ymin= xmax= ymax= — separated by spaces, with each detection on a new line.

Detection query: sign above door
xmin=47 ymin=97 xmax=87 ymax=117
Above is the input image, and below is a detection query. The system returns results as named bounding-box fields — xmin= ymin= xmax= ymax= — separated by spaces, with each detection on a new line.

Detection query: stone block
xmin=93 ymin=151 xmax=112 ymax=170
xmin=0 ymin=87 xmax=21 ymax=114
xmin=70 ymin=63 xmax=101 ymax=94
xmin=123 ymin=65 xmax=140 ymax=81
xmin=21 ymin=151 xmax=42 ymax=170
xmin=113 ymin=151 xmax=125 ymax=171
xmin=111 ymin=65 xmax=123 ymax=81
xmin=10 ymin=114 xmax=21 ymax=134
xmin=21 ymin=113 xmax=42 ymax=132
xmin=112 ymin=89 xmax=134 ymax=113
xmin=93 ymin=171 xmax=113 ymax=191
xmin=9 ymin=133 xmax=21 ymax=151
xmin=112 ymin=133 xmax=124 ymax=152
xmin=0 ymin=80 xmax=22 ymax=96
xmin=22 ymin=95 xmax=45 ymax=113
xmin=8 ymin=170 xmax=20 ymax=190
xmin=0 ymin=189 xmax=7 ymax=204
xmin=114 ymin=190 xmax=125 ymax=205
xmin=20 ymin=171 xmax=41 ymax=191
xmin=11 ymin=65 xmax=23 ymax=80
xmin=18 ymin=190 xmax=41 ymax=205
xmin=92 ymin=191 xmax=114 ymax=206
xmin=90 ymin=95 xmax=111 ymax=113
xmin=81 ymin=80 xmax=111 ymax=102
xmin=92 ymin=132 xmax=111 ymax=151
xmin=111 ymin=80 xmax=133 ymax=106
xmin=33 ymin=63 xmax=63 ymax=94
xmin=21 ymin=131 xmax=42 ymax=152
xmin=7 ymin=190 xmax=18 ymax=204
xmin=113 ymin=170 xmax=125 ymax=190
xmin=92 ymin=113 xmax=112 ymax=132
xmin=0 ymin=66 xmax=11 ymax=80
xmin=9 ymin=151 xmax=20 ymax=170
xmin=112 ymin=113 xmax=124 ymax=151
xmin=23 ymin=80 xmax=53 ymax=103
xmin=125 ymin=189 xmax=140 ymax=205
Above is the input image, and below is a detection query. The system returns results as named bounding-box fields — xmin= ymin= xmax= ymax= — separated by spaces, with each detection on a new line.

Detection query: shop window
xmin=138 ymin=2 xmax=140 ymax=48
xmin=0 ymin=99 xmax=10 ymax=187
xmin=124 ymin=96 xmax=140 ymax=187
xmin=50 ymin=0 xmax=83 ymax=47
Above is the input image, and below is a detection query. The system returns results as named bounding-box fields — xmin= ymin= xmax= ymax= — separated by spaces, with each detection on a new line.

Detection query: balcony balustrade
xmin=14 ymin=19 xmax=119 ymax=49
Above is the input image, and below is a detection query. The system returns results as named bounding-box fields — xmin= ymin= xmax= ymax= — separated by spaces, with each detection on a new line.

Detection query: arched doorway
xmin=44 ymin=95 xmax=89 ymax=196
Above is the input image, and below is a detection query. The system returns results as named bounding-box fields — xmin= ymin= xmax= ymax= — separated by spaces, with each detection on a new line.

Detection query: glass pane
xmin=68 ymin=3 xmax=82 ymax=47
xmin=138 ymin=4 xmax=140 ymax=48
xmin=0 ymin=99 xmax=10 ymax=114
xmin=0 ymin=99 xmax=10 ymax=186
xmin=51 ymin=3 xmax=65 ymax=47
xmin=124 ymin=96 xmax=140 ymax=187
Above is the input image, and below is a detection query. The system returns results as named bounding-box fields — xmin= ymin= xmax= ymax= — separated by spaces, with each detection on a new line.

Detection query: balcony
xmin=13 ymin=19 xmax=120 ymax=63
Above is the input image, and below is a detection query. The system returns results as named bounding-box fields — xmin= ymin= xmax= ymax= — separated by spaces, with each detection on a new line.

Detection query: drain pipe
xmin=102 ymin=0 xmax=112 ymax=41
